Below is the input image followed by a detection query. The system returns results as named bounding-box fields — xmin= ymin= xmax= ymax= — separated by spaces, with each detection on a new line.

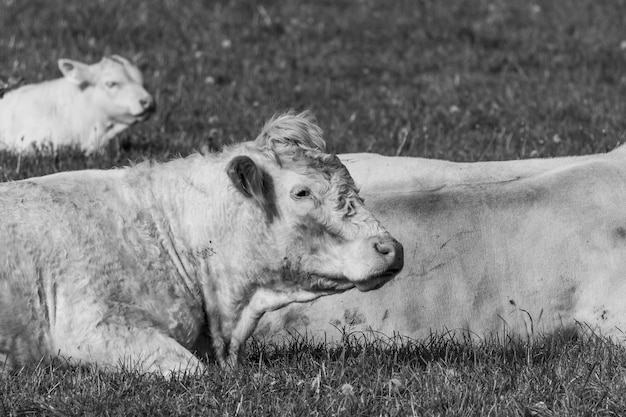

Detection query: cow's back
xmin=0 ymin=81 xmax=73 ymax=151
xmin=339 ymin=151 xmax=609 ymax=194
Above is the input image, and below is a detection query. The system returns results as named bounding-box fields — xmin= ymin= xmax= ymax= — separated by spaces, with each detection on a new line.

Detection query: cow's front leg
xmin=224 ymin=288 xmax=304 ymax=368
xmin=56 ymin=325 xmax=205 ymax=377
xmin=217 ymin=300 xmax=266 ymax=369
xmin=224 ymin=287 xmax=327 ymax=367
xmin=225 ymin=314 xmax=261 ymax=368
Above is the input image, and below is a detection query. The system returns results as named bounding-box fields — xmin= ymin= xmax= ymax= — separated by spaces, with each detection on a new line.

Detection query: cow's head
xmin=226 ymin=112 xmax=404 ymax=295
xmin=57 ymin=55 xmax=155 ymax=125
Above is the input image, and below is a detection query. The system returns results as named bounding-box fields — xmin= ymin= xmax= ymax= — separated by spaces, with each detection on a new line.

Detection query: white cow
xmin=258 ymin=147 xmax=626 ymax=344
xmin=0 ymin=112 xmax=403 ymax=376
xmin=0 ymin=55 xmax=155 ymax=154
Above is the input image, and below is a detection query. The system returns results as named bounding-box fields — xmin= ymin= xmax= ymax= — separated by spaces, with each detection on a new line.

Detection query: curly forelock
xmin=254 ymin=111 xmax=360 ymax=205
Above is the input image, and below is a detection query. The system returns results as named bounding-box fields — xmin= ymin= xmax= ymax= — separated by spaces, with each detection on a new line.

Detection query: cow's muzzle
xmin=355 ymin=235 xmax=404 ymax=292
xmin=133 ymin=96 xmax=156 ymax=122
xmin=373 ymin=235 xmax=404 ymax=274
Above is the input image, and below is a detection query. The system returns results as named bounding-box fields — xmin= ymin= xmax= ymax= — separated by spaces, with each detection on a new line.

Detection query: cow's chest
xmin=94 ymin=272 xmax=206 ymax=349
xmin=41 ymin=202 xmax=211 ymax=349
xmin=87 ymin=218 xmax=208 ymax=349
xmin=112 ymin=256 xmax=206 ymax=349
xmin=158 ymin=296 xmax=205 ymax=347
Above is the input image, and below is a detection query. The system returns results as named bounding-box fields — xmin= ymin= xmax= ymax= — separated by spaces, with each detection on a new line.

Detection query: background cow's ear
xmin=108 ymin=55 xmax=132 ymax=66
xmin=58 ymin=59 xmax=92 ymax=87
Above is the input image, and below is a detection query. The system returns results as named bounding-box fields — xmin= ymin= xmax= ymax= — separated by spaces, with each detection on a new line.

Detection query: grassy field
xmin=2 ymin=0 xmax=626 ymax=415
xmin=3 ymin=330 xmax=626 ymax=416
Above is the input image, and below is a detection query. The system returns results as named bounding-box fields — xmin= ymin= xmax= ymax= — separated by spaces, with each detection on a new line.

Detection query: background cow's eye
xmin=292 ymin=188 xmax=311 ymax=199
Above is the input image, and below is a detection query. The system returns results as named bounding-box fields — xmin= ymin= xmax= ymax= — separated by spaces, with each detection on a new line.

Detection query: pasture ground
xmin=2 ymin=0 xmax=626 ymax=415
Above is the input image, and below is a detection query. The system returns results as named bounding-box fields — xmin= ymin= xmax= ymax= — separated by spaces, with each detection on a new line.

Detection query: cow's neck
xmin=132 ymin=156 xmax=311 ymax=365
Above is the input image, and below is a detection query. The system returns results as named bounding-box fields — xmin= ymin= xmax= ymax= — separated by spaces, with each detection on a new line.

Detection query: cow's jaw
xmin=308 ymin=276 xmax=356 ymax=293
xmin=309 ymin=271 xmax=394 ymax=292
xmin=354 ymin=272 xmax=396 ymax=292
xmin=131 ymin=106 xmax=155 ymax=122
xmin=115 ymin=110 xmax=153 ymax=126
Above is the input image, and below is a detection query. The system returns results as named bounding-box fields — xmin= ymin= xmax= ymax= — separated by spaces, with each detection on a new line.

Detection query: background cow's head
xmin=225 ymin=111 xmax=404 ymax=295
xmin=57 ymin=55 xmax=155 ymax=126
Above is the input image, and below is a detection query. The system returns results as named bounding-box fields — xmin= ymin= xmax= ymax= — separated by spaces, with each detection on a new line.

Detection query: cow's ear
xmin=58 ymin=59 xmax=92 ymax=87
xmin=227 ymin=156 xmax=278 ymax=222
xmin=227 ymin=156 xmax=266 ymax=200
xmin=108 ymin=55 xmax=132 ymax=66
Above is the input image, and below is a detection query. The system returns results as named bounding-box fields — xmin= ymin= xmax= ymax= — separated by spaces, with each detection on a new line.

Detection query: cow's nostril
xmin=140 ymin=98 xmax=155 ymax=110
xmin=372 ymin=236 xmax=404 ymax=273
xmin=374 ymin=241 xmax=391 ymax=255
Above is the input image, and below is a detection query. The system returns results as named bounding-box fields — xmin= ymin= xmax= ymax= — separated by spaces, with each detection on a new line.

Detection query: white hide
xmin=0 ymin=55 xmax=155 ymax=154
xmin=257 ymin=146 xmax=626 ymax=344
xmin=0 ymin=112 xmax=402 ymax=376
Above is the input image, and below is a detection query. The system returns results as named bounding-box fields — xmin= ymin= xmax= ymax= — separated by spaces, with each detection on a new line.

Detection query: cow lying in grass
xmin=0 ymin=55 xmax=155 ymax=155
xmin=258 ymin=148 xmax=626 ymax=344
xmin=0 ymin=112 xmax=403 ymax=376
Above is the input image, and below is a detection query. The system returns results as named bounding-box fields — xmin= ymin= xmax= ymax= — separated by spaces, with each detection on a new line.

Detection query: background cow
xmin=258 ymin=147 xmax=626 ymax=344
xmin=337 ymin=152 xmax=602 ymax=192
xmin=0 ymin=112 xmax=403 ymax=376
xmin=0 ymin=55 xmax=155 ymax=155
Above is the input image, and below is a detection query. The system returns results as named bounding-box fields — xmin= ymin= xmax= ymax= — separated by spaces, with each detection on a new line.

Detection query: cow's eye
xmin=292 ymin=188 xmax=311 ymax=199
xmin=105 ymin=81 xmax=119 ymax=88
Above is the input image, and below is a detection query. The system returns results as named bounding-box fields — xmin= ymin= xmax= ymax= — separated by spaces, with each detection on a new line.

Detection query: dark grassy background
xmin=3 ymin=0 xmax=626 ymax=180
xmin=3 ymin=0 xmax=626 ymax=415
